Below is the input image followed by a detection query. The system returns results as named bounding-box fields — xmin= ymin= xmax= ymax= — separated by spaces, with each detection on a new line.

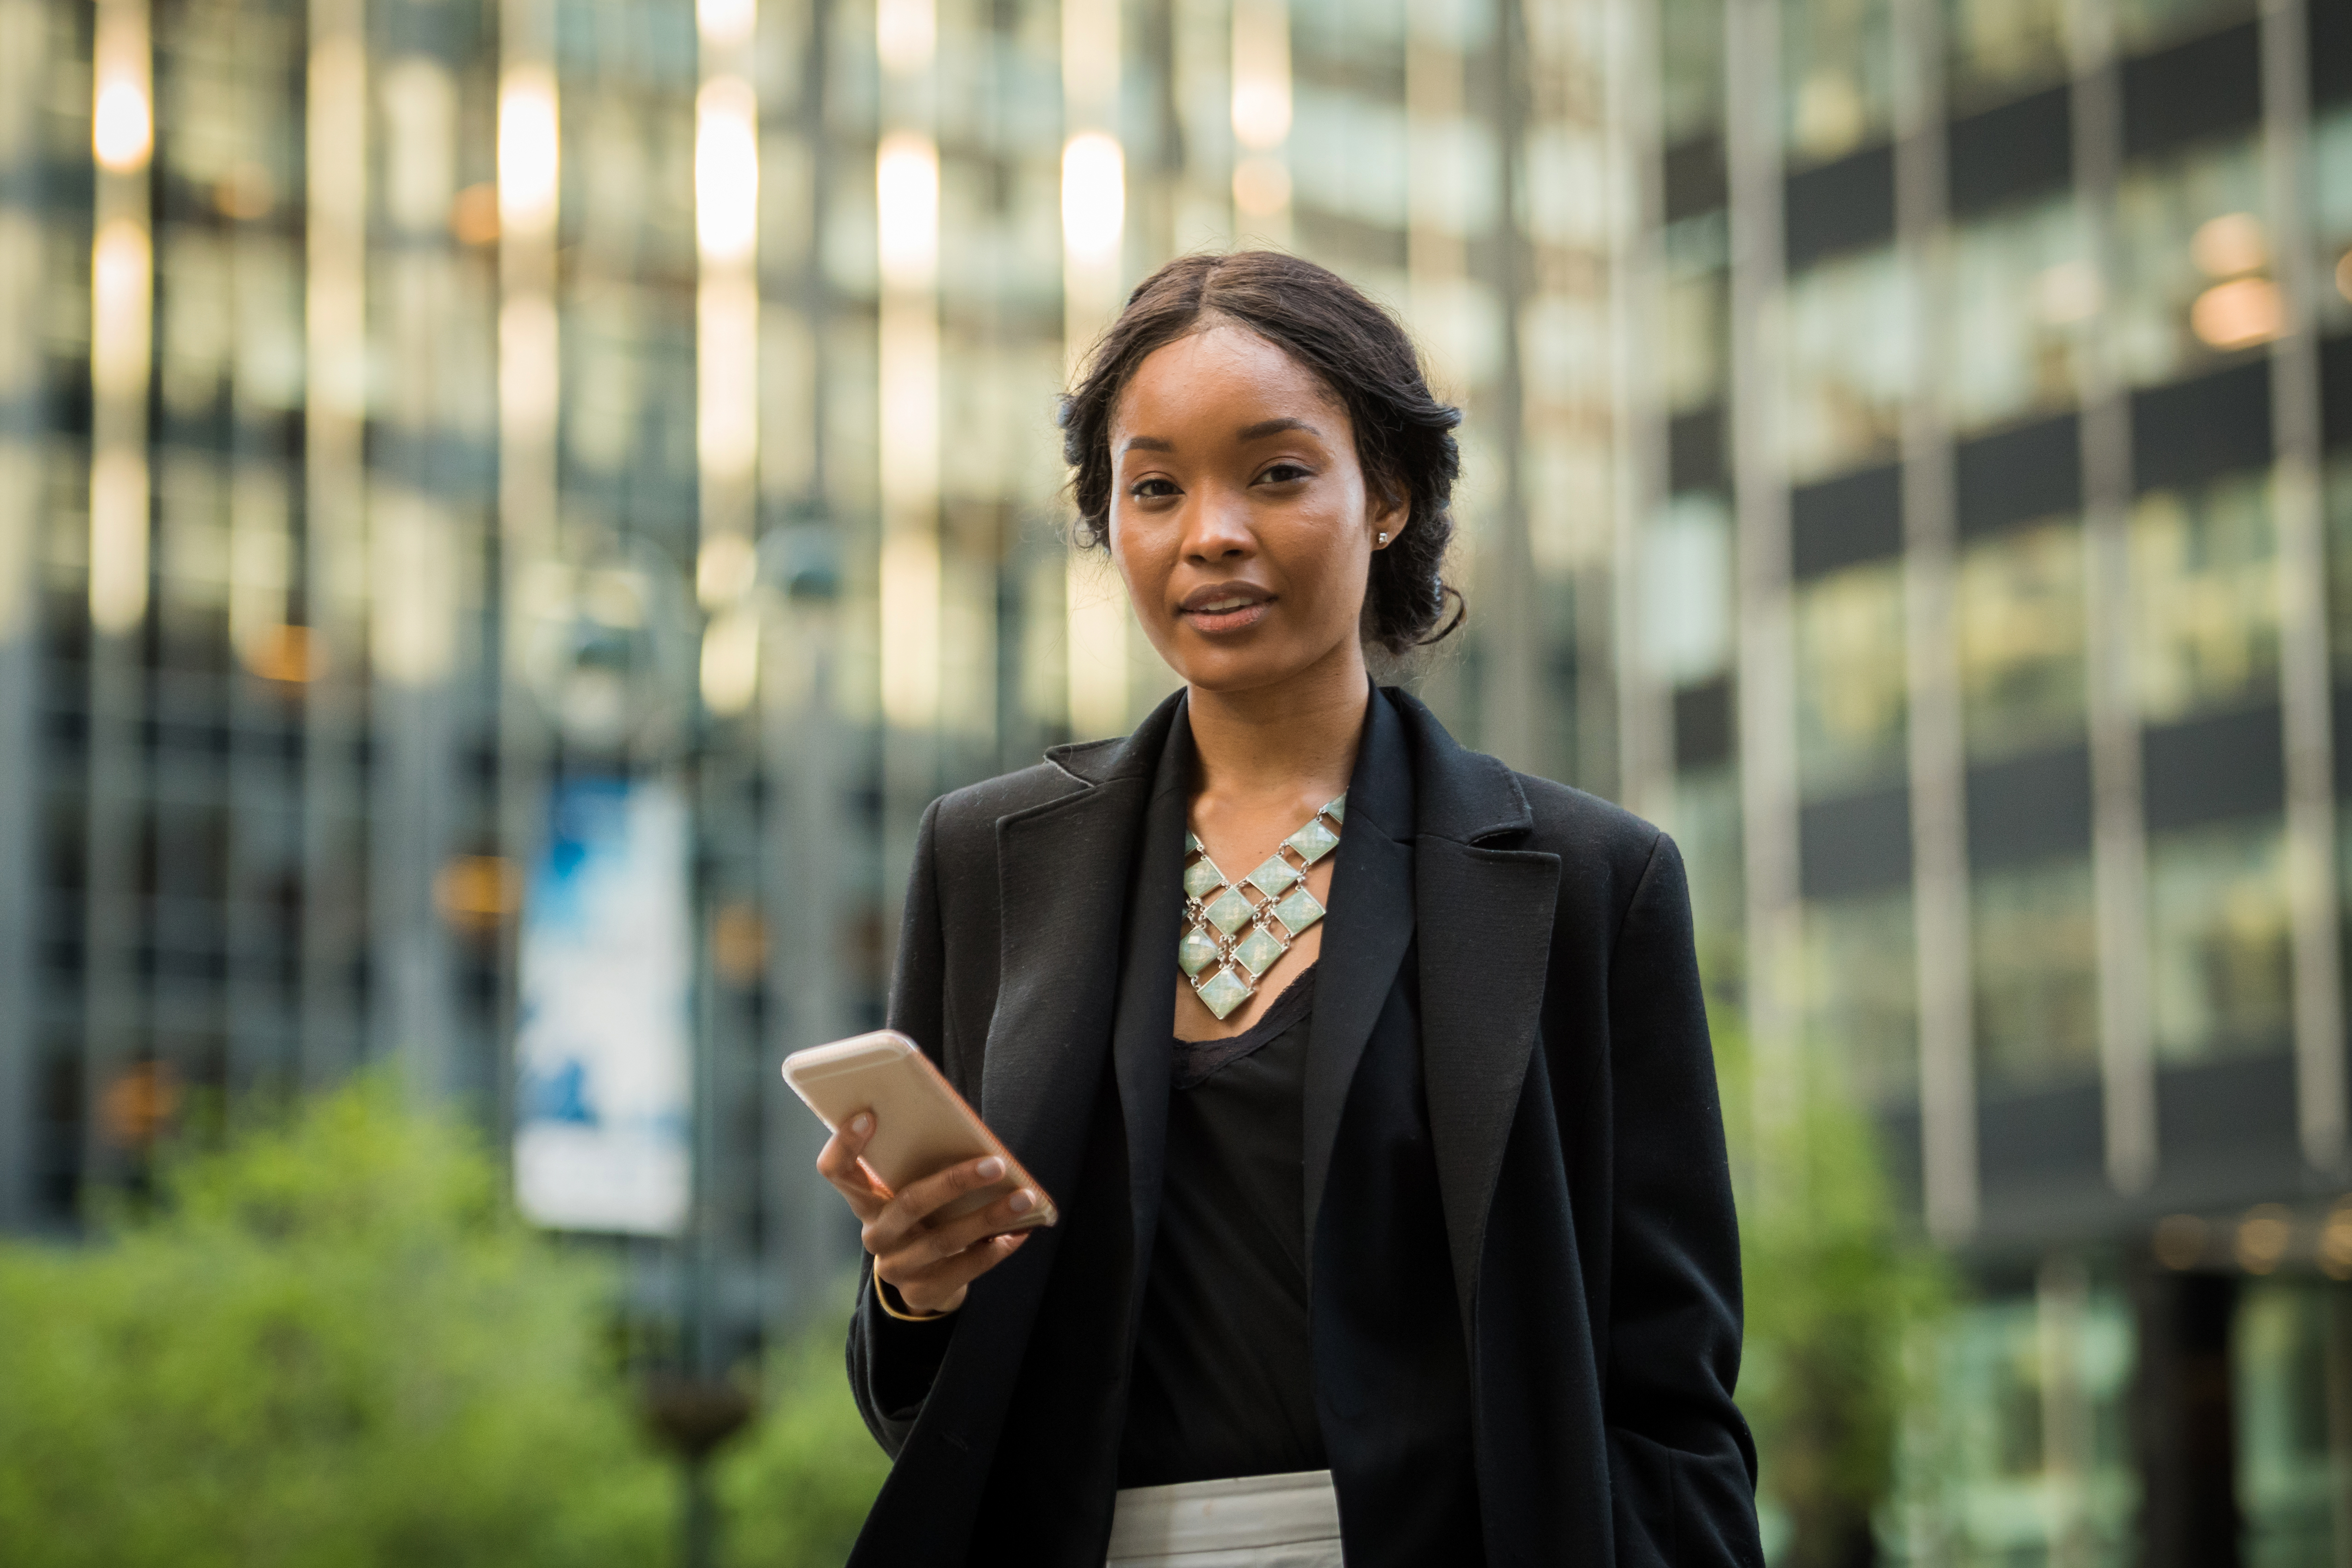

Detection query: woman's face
xmin=1106 ymin=323 xmax=1404 ymax=697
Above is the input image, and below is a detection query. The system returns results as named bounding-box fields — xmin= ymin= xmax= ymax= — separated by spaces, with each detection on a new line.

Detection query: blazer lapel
xmin=1302 ymin=689 xmax=1417 ymax=1256
xmin=1105 ymin=710 xmax=1191 ymax=1283
xmin=1391 ymin=692 xmax=1562 ymax=1339
xmin=980 ymin=692 xmax=1186 ymax=1218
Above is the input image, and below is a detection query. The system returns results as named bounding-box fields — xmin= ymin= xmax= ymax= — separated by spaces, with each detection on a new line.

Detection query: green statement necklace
xmin=1178 ymin=795 xmax=1346 ymax=1021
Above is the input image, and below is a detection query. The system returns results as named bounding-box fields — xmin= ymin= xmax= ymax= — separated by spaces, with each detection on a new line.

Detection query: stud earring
xmin=1376 ymin=531 xmax=1389 ymax=546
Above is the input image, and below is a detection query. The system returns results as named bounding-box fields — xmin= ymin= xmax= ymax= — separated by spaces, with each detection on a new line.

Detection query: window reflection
xmin=2113 ymin=133 xmax=2273 ymax=386
xmin=2130 ymin=470 xmax=2277 ymax=724
xmin=2116 ymin=0 xmax=2254 ymax=52
xmin=1958 ymin=519 xmax=2086 ymax=759
xmin=1660 ymin=0 xmax=1725 ymax=143
xmin=2314 ymin=108 xmax=2352 ymax=334
xmin=2329 ymin=457 xmax=2352 ymax=678
xmin=2149 ymin=816 xmax=2291 ymax=1064
xmin=1943 ymin=0 xmax=2068 ymax=109
xmin=1670 ymin=766 xmax=1746 ymax=1000
xmin=1948 ymin=196 xmax=2088 ymax=435
xmin=1797 ymin=559 xmax=1908 ymax=794
xmin=1973 ymin=854 xmax=2098 ymax=1092
xmin=1663 ymin=212 xmax=1728 ymax=414
xmin=1802 ymin=888 xmax=1919 ymax=1105
xmin=1781 ymin=0 xmax=1891 ymax=167
xmin=1783 ymin=246 xmax=1909 ymax=481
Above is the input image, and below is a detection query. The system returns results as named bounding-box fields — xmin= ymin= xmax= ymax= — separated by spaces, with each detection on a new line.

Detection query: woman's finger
xmin=862 ymin=1152 xmax=1014 ymax=1255
xmin=902 ymin=1184 xmax=1042 ymax=1266
xmin=881 ymin=1231 xmax=1032 ymax=1315
xmin=815 ymin=1113 xmax=889 ymax=1220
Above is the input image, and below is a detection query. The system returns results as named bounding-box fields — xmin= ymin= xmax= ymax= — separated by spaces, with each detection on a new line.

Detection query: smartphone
xmin=782 ymin=1029 xmax=1058 ymax=1230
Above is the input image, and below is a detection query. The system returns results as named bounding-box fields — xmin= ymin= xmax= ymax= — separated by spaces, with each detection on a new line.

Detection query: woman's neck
xmin=1185 ymin=640 xmax=1368 ymax=814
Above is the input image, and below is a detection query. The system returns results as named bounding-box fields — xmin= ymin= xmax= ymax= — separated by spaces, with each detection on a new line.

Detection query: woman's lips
xmin=1178 ymin=596 xmax=1271 ymax=634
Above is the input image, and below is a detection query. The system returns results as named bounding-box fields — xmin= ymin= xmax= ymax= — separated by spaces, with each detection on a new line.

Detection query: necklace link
xmin=1179 ymin=796 xmax=1344 ymax=1021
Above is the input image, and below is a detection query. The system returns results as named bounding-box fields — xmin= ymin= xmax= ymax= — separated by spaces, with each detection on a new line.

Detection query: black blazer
xmin=847 ymin=687 xmax=1763 ymax=1567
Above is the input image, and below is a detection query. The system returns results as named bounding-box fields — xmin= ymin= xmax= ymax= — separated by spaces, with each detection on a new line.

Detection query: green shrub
xmin=716 ymin=1319 xmax=891 ymax=1568
xmin=0 ymin=1079 xmax=670 ymax=1568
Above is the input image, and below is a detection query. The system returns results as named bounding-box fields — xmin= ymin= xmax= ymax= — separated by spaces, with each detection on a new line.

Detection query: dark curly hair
xmin=1058 ymin=251 xmax=1466 ymax=656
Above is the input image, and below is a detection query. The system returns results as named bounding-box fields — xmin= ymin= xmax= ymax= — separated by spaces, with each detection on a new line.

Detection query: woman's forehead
xmin=1112 ymin=324 xmax=1348 ymax=445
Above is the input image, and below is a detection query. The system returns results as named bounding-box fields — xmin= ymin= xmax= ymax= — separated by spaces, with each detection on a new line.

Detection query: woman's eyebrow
xmin=1119 ymin=435 xmax=1176 ymax=455
xmin=1236 ymin=417 xmax=1319 ymax=441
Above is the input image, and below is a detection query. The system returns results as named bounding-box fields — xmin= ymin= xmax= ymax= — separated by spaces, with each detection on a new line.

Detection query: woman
xmin=818 ymin=251 xmax=1761 ymax=1566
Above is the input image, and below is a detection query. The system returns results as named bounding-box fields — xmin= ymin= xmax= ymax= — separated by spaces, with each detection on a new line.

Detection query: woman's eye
xmin=1257 ymin=462 xmax=1310 ymax=485
xmin=1130 ymin=478 xmax=1179 ymax=500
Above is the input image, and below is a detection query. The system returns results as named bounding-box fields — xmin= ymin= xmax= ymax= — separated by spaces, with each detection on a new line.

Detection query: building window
xmin=1663 ymin=213 xmax=1729 ymax=414
xmin=1797 ymin=558 xmax=1909 ymax=794
xmin=2317 ymin=106 xmax=2352 ymax=335
xmin=1948 ymin=196 xmax=2089 ymax=436
xmin=1908 ymin=1289 xmax=2137 ymax=1563
xmin=1661 ymin=0 xmax=1726 ymax=144
xmin=2148 ymin=815 xmax=2291 ymax=1064
xmin=1958 ymin=519 xmax=2087 ymax=759
xmin=1643 ymin=494 xmax=1735 ymax=685
xmin=1669 ymin=766 xmax=1745 ymax=1001
xmin=2113 ymin=133 xmax=2273 ymax=388
xmin=2130 ymin=469 xmax=2277 ymax=726
xmin=1972 ymin=855 xmax=2098 ymax=1093
xmin=2116 ymin=0 xmax=2255 ymax=52
xmin=1943 ymin=0 xmax=2068 ymax=110
xmin=1781 ymin=0 xmax=1892 ymax=167
xmin=1784 ymin=246 xmax=1909 ymax=483
xmin=2235 ymin=1281 xmax=2340 ymax=1562
xmin=2330 ymin=457 xmax=2352 ymax=680
xmin=1802 ymin=887 xmax=1918 ymax=1105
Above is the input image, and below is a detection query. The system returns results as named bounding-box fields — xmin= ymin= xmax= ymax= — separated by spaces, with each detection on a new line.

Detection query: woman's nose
xmin=1180 ymin=488 xmax=1254 ymax=561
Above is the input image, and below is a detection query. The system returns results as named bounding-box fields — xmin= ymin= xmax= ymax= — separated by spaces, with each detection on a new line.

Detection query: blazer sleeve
xmin=846 ymin=797 xmax=960 ymax=1456
xmin=1602 ymin=830 xmax=1764 ymax=1564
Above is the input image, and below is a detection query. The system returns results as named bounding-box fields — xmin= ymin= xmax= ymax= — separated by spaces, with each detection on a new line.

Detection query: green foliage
xmin=0 ymin=1078 xmax=671 ymax=1568
xmin=716 ymin=1315 xmax=892 ymax=1568
xmin=1716 ymin=1022 xmax=1955 ymax=1567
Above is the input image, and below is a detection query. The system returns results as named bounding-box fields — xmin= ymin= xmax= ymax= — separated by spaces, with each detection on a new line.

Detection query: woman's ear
xmin=1369 ymin=482 xmax=1408 ymax=549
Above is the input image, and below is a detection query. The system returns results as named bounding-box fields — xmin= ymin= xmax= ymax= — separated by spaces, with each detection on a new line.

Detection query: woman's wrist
xmin=875 ymin=1269 xmax=960 ymax=1323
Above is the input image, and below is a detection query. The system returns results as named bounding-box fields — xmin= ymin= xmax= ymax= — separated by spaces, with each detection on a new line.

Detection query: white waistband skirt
xmin=1104 ymin=1469 xmax=1344 ymax=1568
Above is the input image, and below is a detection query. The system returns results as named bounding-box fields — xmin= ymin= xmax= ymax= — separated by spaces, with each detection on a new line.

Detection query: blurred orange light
xmin=92 ymin=78 xmax=152 ymax=173
xmin=101 ymin=1061 xmax=179 ymax=1150
xmin=2335 ymin=249 xmax=2352 ymax=306
xmin=244 ymin=623 xmax=320 ymax=684
xmin=450 ymin=182 xmax=501 ymax=246
xmin=213 ymin=161 xmax=276 ymax=220
xmin=2190 ymin=277 xmax=2281 ymax=351
xmin=713 ymin=903 xmax=767 ymax=985
xmin=2190 ymin=212 xmax=2266 ymax=278
xmin=2235 ymin=1204 xmax=2293 ymax=1274
xmin=434 ymin=856 xmax=522 ymax=929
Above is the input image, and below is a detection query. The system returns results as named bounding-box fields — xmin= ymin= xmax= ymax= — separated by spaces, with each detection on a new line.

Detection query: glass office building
xmin=1630 ymin=0 xmax=2352 ymax=1558
xmin=0 ymin=0 xmax=1619 ymax=1386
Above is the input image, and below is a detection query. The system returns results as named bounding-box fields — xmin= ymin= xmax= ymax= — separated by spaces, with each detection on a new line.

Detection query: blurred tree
xmin=1718 ymin=1021 xmax=1955 ymax=1568
xmin=0 ymin=1078 xmax=672 ymax=1568
xmin=715 ymin=1317 xmax=890 ymax=1567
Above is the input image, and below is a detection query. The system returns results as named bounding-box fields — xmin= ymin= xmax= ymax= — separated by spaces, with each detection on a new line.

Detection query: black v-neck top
xmin=1116 ymin=964 xmax=1329 ymax=1488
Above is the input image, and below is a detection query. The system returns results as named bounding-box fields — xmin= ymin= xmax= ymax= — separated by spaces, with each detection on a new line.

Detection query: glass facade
xmin=0 ymin=0 xmax=1626 ymax=1372
xmin=1643 ymin=0 xmax=2352 ymax=1551
xmin=1957 ymin=519 xmax=2086 ymax=758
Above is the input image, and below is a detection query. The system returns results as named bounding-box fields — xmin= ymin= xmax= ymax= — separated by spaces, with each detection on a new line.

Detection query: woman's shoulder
xmin=1384 ymin=687 xmax=1666 ymax=873
xmin=924 ymin=755 xmax=1094 ymax=847
xmin=1510 ymin=771 xmax=1665 ymax=865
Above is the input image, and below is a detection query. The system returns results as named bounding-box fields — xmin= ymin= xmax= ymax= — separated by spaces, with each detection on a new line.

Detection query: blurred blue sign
xmin=514 ymin=778 xmax=692 ymax=1235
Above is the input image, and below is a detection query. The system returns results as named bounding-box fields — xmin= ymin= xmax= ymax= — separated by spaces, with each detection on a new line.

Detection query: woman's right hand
xmin=815 ymin=1112 xmax=1037 ymax=1316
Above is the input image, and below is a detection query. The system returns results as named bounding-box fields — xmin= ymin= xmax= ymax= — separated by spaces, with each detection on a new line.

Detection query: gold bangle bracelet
xmin=874 ymin=1269 xmax=955 ymax=1323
